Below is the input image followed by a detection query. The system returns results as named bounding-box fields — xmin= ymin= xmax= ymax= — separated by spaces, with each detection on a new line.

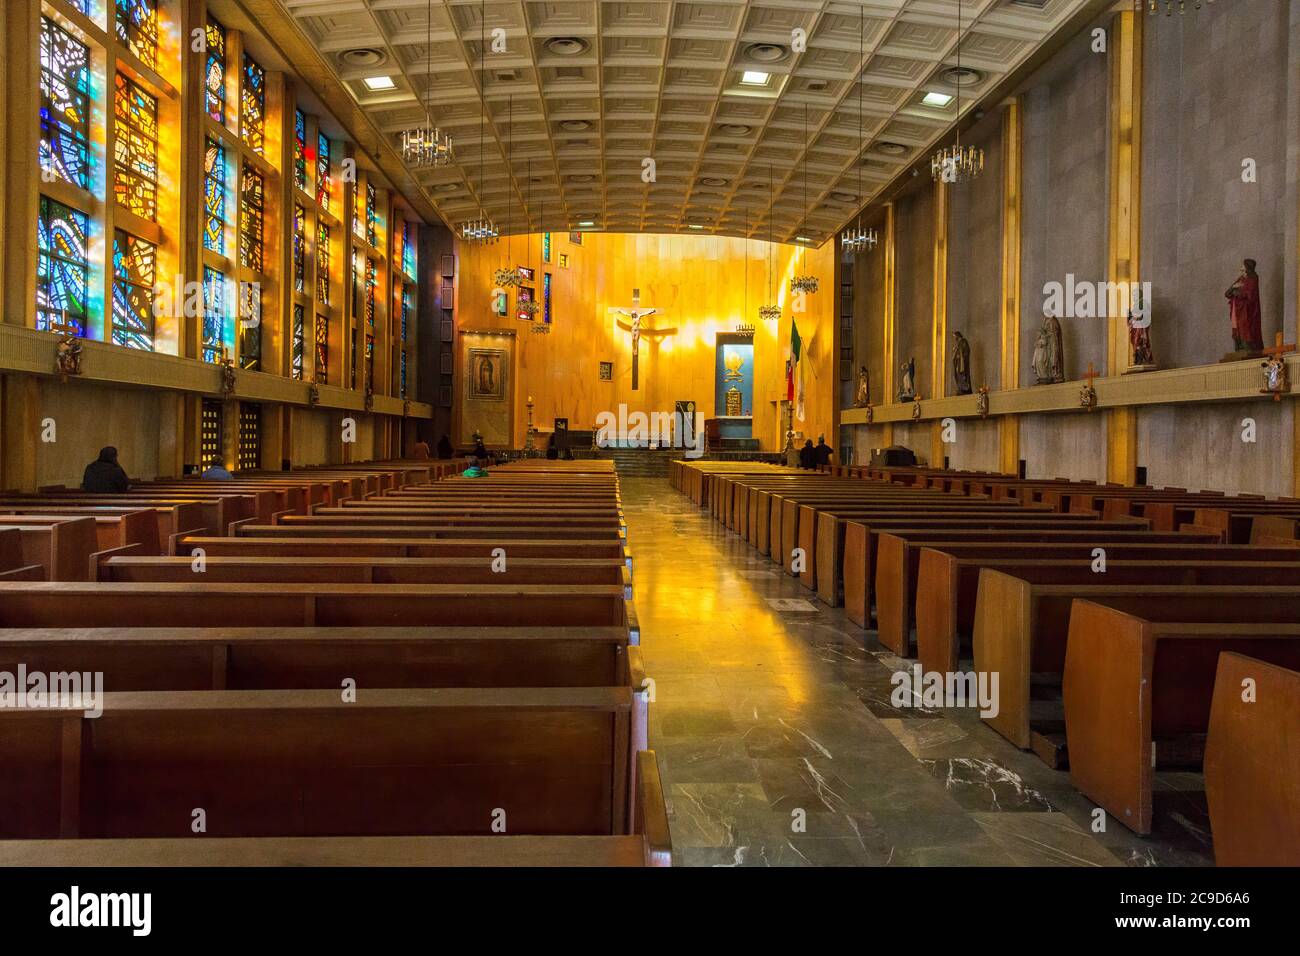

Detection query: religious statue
xmin=364 ymin=385 xmax=374 ymax=412
xmin=976 ymin=385 xmax=990 ymax=419
xmin=911 ymin=396 xmax=922 ymax=420
xmin=220 ymin=356 xmax=236 ymax=395
xmin=1032 ymin=314 xmax=1065 ymax=385
xmin=854 ymin=366 xmax=870 ymax=408
xmin=951 ymin=331 xmax=972 ymax=395
xmin=55 ymin=333 xmax=83 ymax=382
xmin=1127 ymin=311 xmax=1156 ymax=371
xmin=1226 ymin=259 xmax=1264 ymax=354
xmin=898 ymin=358 xmax=916 ymax=402
xmin=308 ymin=382 xmax=321 ymax=406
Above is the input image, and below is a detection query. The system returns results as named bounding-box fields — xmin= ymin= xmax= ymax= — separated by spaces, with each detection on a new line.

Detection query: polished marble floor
xmin=621 ymin=478 xmax=1214 ymax=867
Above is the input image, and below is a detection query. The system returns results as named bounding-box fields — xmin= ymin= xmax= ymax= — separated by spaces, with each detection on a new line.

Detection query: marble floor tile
xmin=618 ymin=478 xmax=1212 ymax=867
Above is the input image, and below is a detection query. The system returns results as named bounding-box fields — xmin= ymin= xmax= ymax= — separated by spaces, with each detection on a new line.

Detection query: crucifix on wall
xmin=612 ymin=288 xmax=676 ymax=390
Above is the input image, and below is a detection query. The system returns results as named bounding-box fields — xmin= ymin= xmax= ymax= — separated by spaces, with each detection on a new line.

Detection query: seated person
xmin=201 ymin=462 xmax=233 ymax=480
xmin=461 ymin=456 xmax=489 ymax=478
xmin=82 ymin=446 xmax=130 ymax=493
xmin=813 ymin=436 xmax=834 ymax=469
xmin=436 ymin=435 xmax=454 ymax=460
xmin=798 ymin=439 xmax=815 ymax=470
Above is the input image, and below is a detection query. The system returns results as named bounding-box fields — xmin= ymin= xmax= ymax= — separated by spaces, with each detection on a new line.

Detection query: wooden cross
xmin=1082 ymin=362 xmax=1100 ymax=389
xmin=612 ymin=288 xmax=676 ymax=391
xmin=1263 ymin=331 xmax=1296 ymax=362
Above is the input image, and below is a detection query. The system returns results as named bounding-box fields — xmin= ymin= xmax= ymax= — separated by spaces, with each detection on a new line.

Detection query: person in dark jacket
xmin=798 ymin=440 xmax=815 ymax=470
xmin=813 ymin=436 xmax=834 ymax=469
xmin=436 ymin=435 xmax=454 ymax=460
xmin=82 ymin=446 xmax=130 ymax=493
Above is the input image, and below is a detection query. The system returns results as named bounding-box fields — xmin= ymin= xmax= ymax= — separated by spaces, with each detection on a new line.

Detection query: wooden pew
xmin=235 ymin=523 xmax=625 ymax=541
xmin=101 ymin=556 xmax=632 ymax=597
xmin=0 ymin=506 xmax=160 ymax=555
xmin=845 ymin=523 xmax=1186 ymax=631
xmin=0 ymin=516 xmax=98 ymax=581
xmin=915 ymin=543 xmax=1300 ymax=674
xmin=1204 ymin=653 xmax=1300 ymax=866
xmin=0 ymin=527 xmax=43 ymax=580
xmin=1063 ymin=601 xmax=1300 ymax=834
xmin=0 ymin=686 xmax=645 ymax=839
xmin=0 ymin=750 xmax=670 ymax=866
xmin=974 ymin=576 xmax=1300 ymax=753
xmin=177 ymin=535 xmax=632 ymax=568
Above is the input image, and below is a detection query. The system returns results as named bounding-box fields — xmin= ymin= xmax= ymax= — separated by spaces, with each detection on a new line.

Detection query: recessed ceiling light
xmin=741 ymin=71 xmax=770 ymax=86
xmin=364 ymin=75 xmax=396 ymax=91
xmin=942 ymin=66 xmax=984 ymax=86
xmin=568 ymin=174 xmax=595 ymax=183
xmin=435 ymin=183 xmax=459 ymax=193
xmin=923 ymin=91 xmax=954 ymax=108
xmin=719 ymin=123 xmax=752 ymax=136
xmin=688 ymin=224 xmax=705 ymax=230
xmin=796 ymin=236 xmax=811 ymax=243
xmin=546 ymin=37 xmax=590 ymax=57
xmin=560 ymin=119 xmax=591 ymax=132
xmin=744 ymin=42 xmax=789 ymax=64
xmin=578 ymin=221 xmax=595 ymax=227
xmin=876 ymin=142 xmax=908 ymax=155
xmin=341 ymin=48 xmax=386 ymax=68
xmin=831 ymin=192 xmax=857 ymax=203
xmin=699 ymin=177 xmax=729 ymax=187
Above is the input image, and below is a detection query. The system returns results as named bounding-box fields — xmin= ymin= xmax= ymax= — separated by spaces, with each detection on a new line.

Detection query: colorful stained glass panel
xmin=36 ymin=196 xmax=89 ymax=336
xmin=39 ymin=18 xmax=91 ymax=190
xmin=111 ymin=230 xmax=156 ymax=350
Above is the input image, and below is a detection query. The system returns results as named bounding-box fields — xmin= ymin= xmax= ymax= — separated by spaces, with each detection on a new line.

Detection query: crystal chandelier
xmin=790 ymin=274 xmax=819 ymax=295
xmin=842 ymin=6 xmax=877 ymax=257
xmin=759 ymin=163 xmax=780 ymax=321
xmin=459 ymin=1 xmax=497 ymax=245
xmin=400 ymin=126 xmax=452 ymax=168
xmin=931 ymin=0 xmax=983 ymax=184
xmin=402 ymin=0 xmax=453 ymax=168
xmin=462 ymin=217 xmax=498 ymax=244
xmin=789 ymin=106 xmax=819 ymax=296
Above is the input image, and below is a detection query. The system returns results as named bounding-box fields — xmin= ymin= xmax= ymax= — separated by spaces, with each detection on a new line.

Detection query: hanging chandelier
xmin=789 ymin=106 xmax=819 ymax=296
xmin=458 ymin=1 xmax=497 ymax=244
xmin=759 ymin=163 xmax=780 ymax=322
xmin=401 ymin=0 xmax=453 ymax=167
xmin=842 ymin=6 xmax=877 ymax=257
xmin=930 ymin=0 xmax=983 ymax=185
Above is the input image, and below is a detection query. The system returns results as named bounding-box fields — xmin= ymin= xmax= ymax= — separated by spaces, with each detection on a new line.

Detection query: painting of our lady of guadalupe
xmin=468 ymin=348 xmax=507 ymax=402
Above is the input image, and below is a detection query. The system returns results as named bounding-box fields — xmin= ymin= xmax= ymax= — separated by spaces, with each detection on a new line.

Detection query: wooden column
xmin=930 ymin=180 xmax=948 ymax=466
xmin=1106 ymin=8 xmax=1142 ymax=485
xmin=880 ymin=203 xmax=896 ymax=447
xmin=2 ymin=0 xmax=40 ymax=329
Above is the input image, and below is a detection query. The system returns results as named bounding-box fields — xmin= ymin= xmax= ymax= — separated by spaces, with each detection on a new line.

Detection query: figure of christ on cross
xmin=612 ymin=288 xmax=676 ymax=391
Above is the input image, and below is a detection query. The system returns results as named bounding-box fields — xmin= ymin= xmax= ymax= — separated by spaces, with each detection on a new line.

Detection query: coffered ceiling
xmin=280 ymin=0 xmax=1096 ymax=244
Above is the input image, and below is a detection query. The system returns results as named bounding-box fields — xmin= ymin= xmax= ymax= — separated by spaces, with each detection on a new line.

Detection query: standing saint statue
xmin=951 ymin=331 xmax=972 ymax=395
xmin=1032 ymin=314 xmax=1065 ymax=385
xmin=1226 ymin=259 xmax=1264 ymax=353
xmin=854 ymin=366 xmax=870 ymax=407
xmin=1127 ymin=312 xmax=1155 ymax=369
xmin=898 ymin=358 xmax=916 ymax=402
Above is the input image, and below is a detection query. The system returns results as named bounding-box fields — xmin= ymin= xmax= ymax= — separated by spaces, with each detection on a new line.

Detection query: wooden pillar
xmin=880 ymin=203 xmax=896 ymax=447
xmin=930 ymin=180 xmax=949 ymax=468
xmin=1106 ymin=8 xmax=1142 ymax=485
xmin=2 ymin=0 xmax=40 ymax=329
xmin=998 ymin=99 xmax=1024 ymax=477
xmin=1 ymin=375 xmax=41 ymax=491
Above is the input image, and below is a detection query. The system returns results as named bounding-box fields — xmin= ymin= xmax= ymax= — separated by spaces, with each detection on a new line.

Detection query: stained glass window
xmin=293 ymin=203 xmax=306 ymax=293
xmin=365 ymin=256 xmax=377 ymax=328
xmin=316 ymin=222 xmax=330 ymax=305
xmin=36 ymin=196 xmax=89 ymax=336
xmin=400 ymin=349 xmax=408 ymax=400
xmin=364 ymin=334 xmax=375 ymax=394
xmin=314 ymin=313 xmax=328 ymax=384
xmin=202 ymin=266 xmax=226 ymax=364
xmin=111 ymin=230 xmax=156 ymax=350
xmin=241 ymin=54 xmax=265 ymax=155
xmin=401 ymin=286 xmax=411 ymax=342
xmin=316 ymin=133 xmax=331 ymax=212
xmin=543 ymin=271 xmax=552 ymax=326
xmin=239 ymin=164 xmax=264 ymax=272
xmin=115 ymin=0 xmax=159 ymax=71
xmin=400 ymin=222 xmax=417 ymax=278
xmin=203 ymin=138 xmax=226 ymax=254
xmin=294 ymin=110 xmax=308 ymax=192
xmin=205 ymin=18 xmax=226 ymax=124
xmin=238 ymin=281 xmax=261 ymax=371
xmin=349 ymin=329 xmax=357 ymax=389
xmin=366 ymin=183 xmax=378 ymax=247
xmin=291 ymin=305 xmax=304 ymax=381
xmin=114 ymin=73 xmax=159 ymax=220
xmin=39 ymin=18 xmax=91 ymax=191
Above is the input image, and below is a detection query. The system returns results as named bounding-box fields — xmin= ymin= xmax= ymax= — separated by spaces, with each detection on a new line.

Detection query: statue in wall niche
xmin=308 ymin=383 xmax=321 ymax=406
xmin=854 ymin=366 xmax=871 ymax=407
xmin=898 ymin=358 xmax=916 ymax=403
xmin=1032 ymin=314 xmax=1065 ymax=385
xmin=55 ymin=333 xmax=83 ymax=382
xmin=951 ymin=331 xmax=972 ymax=395
xmin=220 ymin=356 xmax=236 ymax=396
xmin=976 ymin=385 xmax=990 ymax=419
xmin=1127 ymin=312 xmax=1156 ymax=371
xmin=1226 ymin=259 xmax=1265 ymax=355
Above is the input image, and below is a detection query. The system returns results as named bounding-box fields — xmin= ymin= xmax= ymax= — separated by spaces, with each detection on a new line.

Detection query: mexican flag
xmin=786 ymin=321 xmax=805 ymax=421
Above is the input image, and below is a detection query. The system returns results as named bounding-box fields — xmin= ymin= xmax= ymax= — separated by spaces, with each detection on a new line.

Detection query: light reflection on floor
xmin=621 ymin=477 xmax=1213 ymax=868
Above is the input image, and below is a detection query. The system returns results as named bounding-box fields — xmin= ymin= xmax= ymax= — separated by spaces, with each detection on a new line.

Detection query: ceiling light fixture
xmin=759 ymin=162 xmax=780 ymax=322
xmin=930 ymin=0 xmax=984 ymax=184
xmin=459 ymin=1 xmax=498 ymax=244
xmin=741 ymin=71 xmax=770 ymax=86
xmin=364 ymin=75 xmax=395 ymax=91
xmin=843 ymin=6 xmax=878 ymax=257
xmin=401 ymin=1 xmax=454 ymax=169
xmin=790 ymin=104 xmax=820 ymax=294
xmin=923 ymin=91 xmax=954 ymax=108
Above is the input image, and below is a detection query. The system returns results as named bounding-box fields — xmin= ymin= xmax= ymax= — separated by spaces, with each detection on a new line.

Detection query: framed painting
xmin=467 ymin=348 xmax=507 ymax=402
xmin=599 ymin=361 xmax=613 ymax=381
